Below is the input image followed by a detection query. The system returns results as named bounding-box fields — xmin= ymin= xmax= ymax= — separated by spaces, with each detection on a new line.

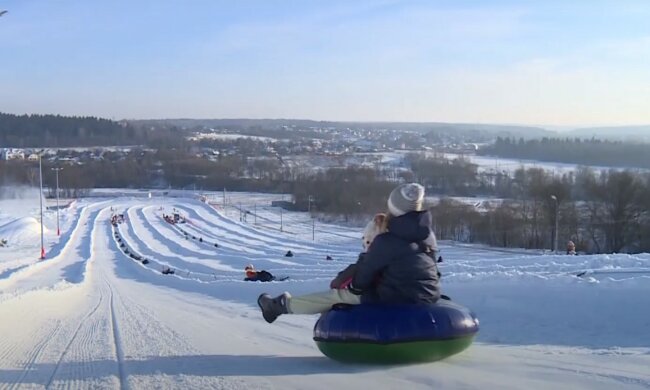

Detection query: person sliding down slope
xmin=257 ymin=183 xmax=441 ymax=323
xmin=244 ymin=265 xmax=276 ymax=282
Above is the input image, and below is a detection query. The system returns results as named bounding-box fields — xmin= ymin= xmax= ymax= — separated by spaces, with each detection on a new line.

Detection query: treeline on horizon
xmin=129 ymin=118 xmax=552 ymax=136
xmin=0 ymin=113 xmax=184 ymax=147
xmin=2 ymin=151 xmax=650 ymax=254
xmin=479 ymin=137 xmax=650 ymax=169
xmin=0 ymin=112 xmax=555 ymax=150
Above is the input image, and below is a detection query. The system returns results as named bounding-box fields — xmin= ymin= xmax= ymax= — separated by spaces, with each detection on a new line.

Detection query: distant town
xmin=2 ymin=113 xmax=650 ymax=255
xmin=1 ymin=123 xmax=481 ymax=168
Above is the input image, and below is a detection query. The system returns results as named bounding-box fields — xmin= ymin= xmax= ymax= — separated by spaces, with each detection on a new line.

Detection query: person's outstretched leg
xmin=258 ymin=289 xmax=361 ymax=323
xmin=288 ymin=289 xmax=360 ymax=314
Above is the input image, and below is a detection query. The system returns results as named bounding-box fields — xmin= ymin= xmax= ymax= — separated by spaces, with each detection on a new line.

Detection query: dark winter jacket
xmin=350 ymin=210 xmax=440 ymax=304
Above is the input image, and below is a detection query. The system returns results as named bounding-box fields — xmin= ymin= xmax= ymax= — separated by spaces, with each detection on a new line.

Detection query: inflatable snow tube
xmin=313 ymin=300 xmax=479 ymax=364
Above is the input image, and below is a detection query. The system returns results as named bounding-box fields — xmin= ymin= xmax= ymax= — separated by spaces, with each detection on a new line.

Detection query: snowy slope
xmin=0 ymin=194 xmax=649 ymax=389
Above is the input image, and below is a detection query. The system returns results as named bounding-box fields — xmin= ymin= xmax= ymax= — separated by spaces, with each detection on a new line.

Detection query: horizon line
xmin=3 ymin=111 xmax=650 ymax=130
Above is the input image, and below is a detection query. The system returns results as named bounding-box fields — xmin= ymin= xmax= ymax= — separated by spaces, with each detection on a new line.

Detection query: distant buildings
xmin=0 ymin=147 xmax=135 ymax=164
xmin=1 ymin=148 xmax=25 ymax=160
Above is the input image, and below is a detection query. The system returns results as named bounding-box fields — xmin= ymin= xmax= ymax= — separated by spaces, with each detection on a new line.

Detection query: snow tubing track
xmin=313 ymin=300 xmax=479 ymax=364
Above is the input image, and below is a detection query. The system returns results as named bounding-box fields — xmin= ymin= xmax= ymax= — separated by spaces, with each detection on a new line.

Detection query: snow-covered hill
xmin=0 ymin=216 xmax=50 ymax=245
xmin=0 ymin=194 xmax=648 ymax=389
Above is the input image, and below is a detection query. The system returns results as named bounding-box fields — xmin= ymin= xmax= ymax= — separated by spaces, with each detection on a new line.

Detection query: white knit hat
xmin=387 ymin=183 xmax=425 ymax=217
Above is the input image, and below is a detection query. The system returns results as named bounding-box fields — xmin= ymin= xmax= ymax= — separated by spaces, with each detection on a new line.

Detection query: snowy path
xmin=0 ymin=196 xmax=649 ymax=389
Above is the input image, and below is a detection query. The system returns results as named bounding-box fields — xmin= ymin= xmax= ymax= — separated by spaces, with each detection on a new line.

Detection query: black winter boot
xmin=257 ymin=292 xmax=290 ymax=323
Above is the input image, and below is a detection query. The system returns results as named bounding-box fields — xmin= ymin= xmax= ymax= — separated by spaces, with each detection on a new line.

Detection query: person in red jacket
xmin=244 ymin=264 xmax=275 ymax=282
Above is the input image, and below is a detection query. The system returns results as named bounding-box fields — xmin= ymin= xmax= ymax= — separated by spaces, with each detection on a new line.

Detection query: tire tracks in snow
xmin=38 ymin=205 xmax=124 ymax=389
xmin=524 ymin=358 xmax=650 ymax=389
xmin=4 ymin=321 xmax=62 ymax=390
xmin=44 ymin=293 xmax=104 ymax=389
xmin=107 ymin=280 xmax=128 ymax=390
xmin=43 ymin=205 xmax=129 ymax=390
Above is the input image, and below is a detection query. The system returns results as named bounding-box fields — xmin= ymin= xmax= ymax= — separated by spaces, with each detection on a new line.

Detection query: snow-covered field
xmin=440 ymin=152 xmax=649 ymax=174
xmin=0 ymin=191 xmax=649 ymax=389
xmin=277 ymin=149 xmax=648 ymax=179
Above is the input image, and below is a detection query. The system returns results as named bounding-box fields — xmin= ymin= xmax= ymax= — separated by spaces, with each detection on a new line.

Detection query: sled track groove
xmin=173 ymin=203 xmax=346 ymax=258
xmin=118 ymin=210 xmax=222 ymax=277
xmin=194 ymin=202 xmax=353 ymax=255
xmin=172 ymin=204 xmax=297 ymax=250
xmin=6 ymin=321 xmax=62 ymax=390
xmin=528 ymin=359 xmax=650 ymax=389
xmin=44 ymin=293 xmax=104 ymax=389
xmin=125 ymin=206 xmax=205 ymax=262
xmin=135 ymin=206 xmax=215 ymax=258
xmin=107 ymin=281 xmax=128 ymax=390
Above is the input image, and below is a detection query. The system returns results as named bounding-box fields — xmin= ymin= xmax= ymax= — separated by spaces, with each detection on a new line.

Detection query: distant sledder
xmin=244 ymin=265 xmax=288 ymax=282
xmin=110 ymin=214 xmax=126 ymax=227
xmin=162 ymin=212 xmax=187 ymax=225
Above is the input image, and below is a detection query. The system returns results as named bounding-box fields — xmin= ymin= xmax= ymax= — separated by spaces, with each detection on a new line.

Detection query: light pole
xmin=38 ymin=154 xmax=45 ymax=259
xmin=551 ymin=195 xmax=558 ymax=253
xmin=310 ymin=196 xmax=316 ymax=241
xmin=51 ymin=167 xmax=63 ymax=236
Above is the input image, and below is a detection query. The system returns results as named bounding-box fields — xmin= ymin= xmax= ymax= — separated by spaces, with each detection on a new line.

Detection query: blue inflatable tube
xmin=313 ymin=300 xmax=479 ymax=364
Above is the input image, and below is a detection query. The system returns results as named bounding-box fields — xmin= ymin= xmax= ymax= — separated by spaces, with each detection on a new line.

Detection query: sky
xmin=0 ymin=0 xmax=649 ymax=127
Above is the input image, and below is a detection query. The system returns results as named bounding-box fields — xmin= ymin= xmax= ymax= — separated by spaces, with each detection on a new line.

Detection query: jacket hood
xmin=387 ymin=210 xmax=432 ymax=243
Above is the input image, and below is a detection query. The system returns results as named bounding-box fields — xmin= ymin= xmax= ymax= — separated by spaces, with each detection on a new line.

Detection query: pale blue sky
xmin=1 ymin=0 xmax=649 ymax=126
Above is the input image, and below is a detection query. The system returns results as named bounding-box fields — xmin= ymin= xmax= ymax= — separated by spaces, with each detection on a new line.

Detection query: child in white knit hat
xmin=258 ymin=183 xmax=441 ymax=323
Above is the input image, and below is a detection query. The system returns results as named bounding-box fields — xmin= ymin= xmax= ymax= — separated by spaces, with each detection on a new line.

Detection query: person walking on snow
xmin=566 ymin=240 xmax=577 ymax=255
xmin=257 ymin=183 xmax=441 ymax=323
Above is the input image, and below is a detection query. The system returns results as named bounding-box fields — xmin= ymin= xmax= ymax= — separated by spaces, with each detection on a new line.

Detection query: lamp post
xmin=39 ymin=154 xmax=45 ymax=259
xmin=310 ymin=196 xmax=316 ymax=241
xmin=51 ymin=167 xmax=63 ymax=236
xmin=550 ymin=195 xmax=558 ymax=252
